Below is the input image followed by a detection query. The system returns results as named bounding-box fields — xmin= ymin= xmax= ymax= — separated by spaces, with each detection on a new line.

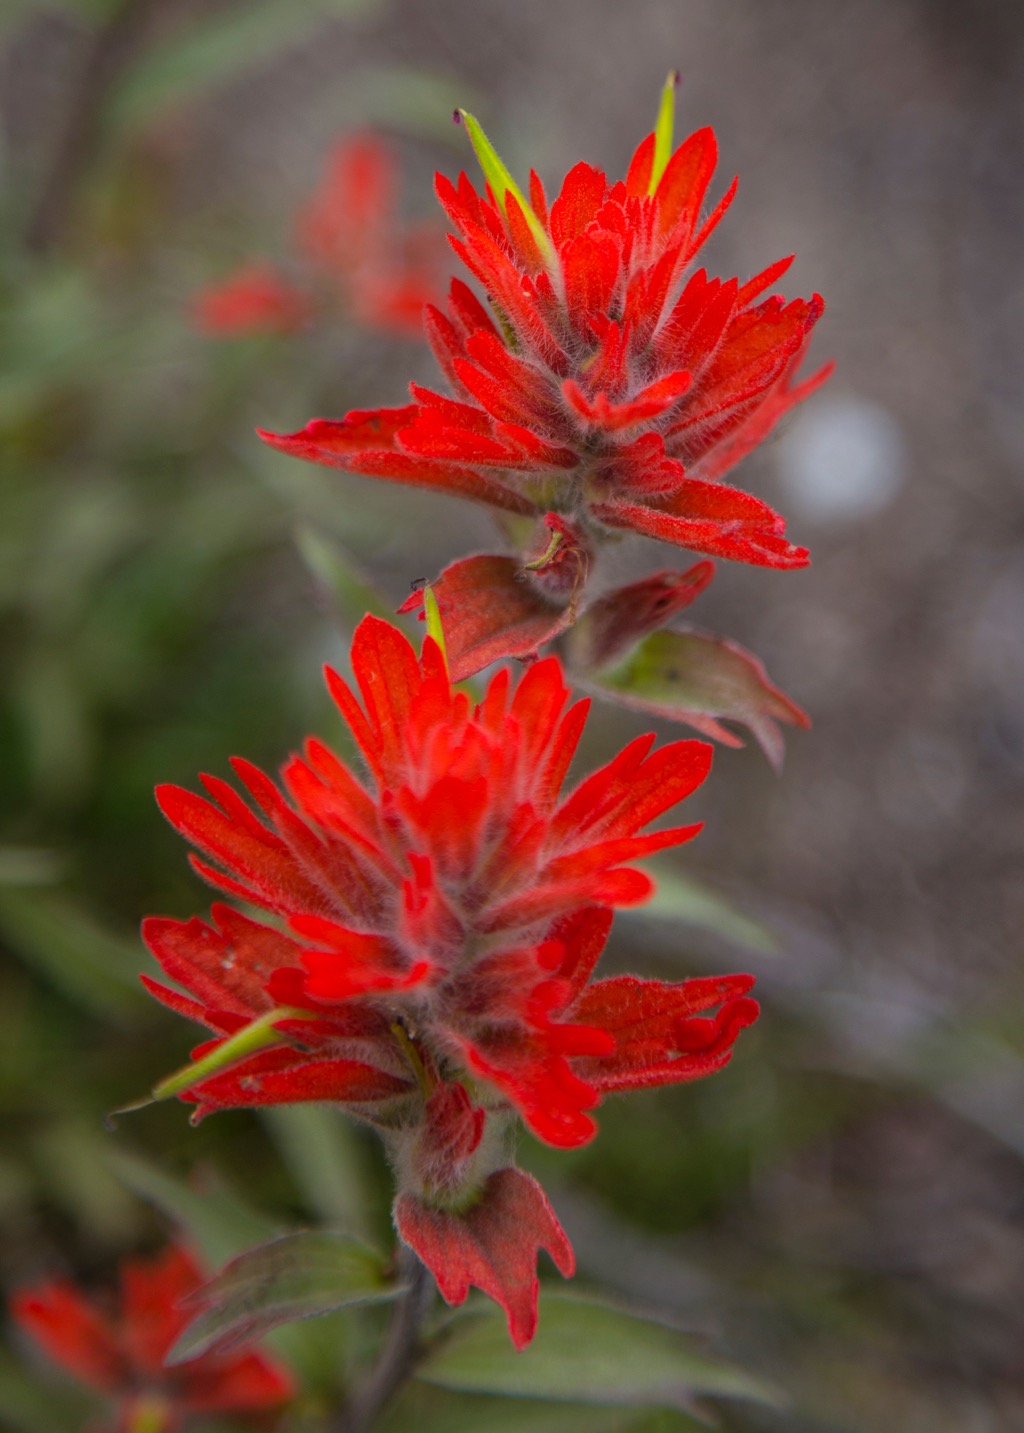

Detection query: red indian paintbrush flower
xmin=262 ymin=78 xmax=829 ymax=569
xmin=11 ymin=1244 xmax=293 ymax=1433
xmin=194 ymin=134 xmax=444 ymax=339
xmin=138 ymin=615 xmax=758 ymax=1347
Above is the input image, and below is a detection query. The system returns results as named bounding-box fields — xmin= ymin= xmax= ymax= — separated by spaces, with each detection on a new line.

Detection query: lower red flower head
xmin=11 ymin=1244 xmax=292 ymax=1432
xmin=140 ymin=615 xmax=759 ymax=1345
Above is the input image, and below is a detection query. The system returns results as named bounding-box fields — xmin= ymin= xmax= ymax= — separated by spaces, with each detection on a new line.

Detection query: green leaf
xmin=293 ymin=523 xmax=393 ymax=622
xmin=107 ymin=1149 xmax=277 ymax=1267
xmin=106 ymin=0 xmax=375 ymax=135
xmin=418 ymin=1293 xmax=779 ymax=1415
xmin=262 ymin=1104 xmax=376 ymax=1233
xmin=631 ymin=865 xmax=778 ymax=955
xmin=148 ymin=1006 xmax=302 ymax=1103
xmin=0 ymin=848 xmax=63 ymax=886
xmin=31 ymin=1118 xmax=142 ymax=1245
xmin=319 ymin=66 xmax=476 ymax=141
xmin=379 ymin=1382 xmax=705 ymax=1433
xmin=588 ymin=627 xmax=809 ymax=773
xmin=167 ymin=1231 xmax=395 ymax=1363
xmin=0 ymin=887 xmax=144 ymax=1017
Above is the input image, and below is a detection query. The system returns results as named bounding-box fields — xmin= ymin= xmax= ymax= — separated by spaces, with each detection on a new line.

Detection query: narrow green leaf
xmin=650 ymin=70 xmax=680 ymax=193
xmin=167 ymin=1231 xmax=395 ymax=1364
xmin=419 ymin=1293 xmax=778 ymax=1413
xmin=457 ymin=110 xmax=555 ymax=263
xmin=293 ymin=523 xmax=393 ymax=622
xmin=0 ymin=888 xmax=144 ymax=1017
xmin=107 ymin=0 xmax=376 ymax=133
xmin=312 ymin=66 xmax=477 ymax=141
xmin=262 ymin=1104 xmax=375 ymax=1233
xmin=0 ymin=848 xmax=63 ymax=887
xmin=588 ymin=627 xmax=809 ymax=773
xmin=107 ymin=1149 xmax=277 ymax=1267
xmin=32 ymin=1119 xmax=142 ymax=1244
xmin=631 ymin=865 xmax=778 ymax=955
xmin=378 ymin=1382 xmax=699 ymax=1433
xmin=151 ymin=1006 xmax=301 ymax=1101
xmin=110 ymin=1007 xmax=302 ymax=1122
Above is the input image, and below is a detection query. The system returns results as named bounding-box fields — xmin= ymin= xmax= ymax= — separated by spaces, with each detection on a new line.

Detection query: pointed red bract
xmin=11 ymin=1245 xmax=293 ymax=1431
xmin=394 ymin=1168 xmax=574 ymax=1350
xmin=141 ymin=616 xmax=758 ymax=1345
xmin=263 ymin=115 xmax=826 ymax=568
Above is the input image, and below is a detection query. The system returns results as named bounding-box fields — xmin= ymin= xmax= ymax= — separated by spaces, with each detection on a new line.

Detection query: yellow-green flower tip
xmin=150 ymin=1007 xmax=302 ymax=1102
xmin=456 ymin=109 xmax=555 ymax=264
xmin=423 ymin=584 xmax=448 ymax=670
xmin=650 ymin=69 xmax=680 ymax=194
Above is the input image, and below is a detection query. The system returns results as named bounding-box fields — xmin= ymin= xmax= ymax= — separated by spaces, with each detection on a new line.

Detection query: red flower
xmin=263 ymin=84 xmax=829 ymax=569
xmin=193 ymin=135 xmax=444 ymax=339
xmin=140 ymin=615 xmax=758 ymax=1343
xmin=192 ymin=260 xmax=310 ymax=336
xmin=11 ymin=1244 xmax=293 ymax=1432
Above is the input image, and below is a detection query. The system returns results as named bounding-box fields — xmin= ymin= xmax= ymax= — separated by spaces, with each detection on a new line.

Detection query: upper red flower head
xmin=11 ymin=1244 xmax=293 ymax=1432
xmin=263 ymin=82 xmax=829 ymax=569
xmin=141 ymin=615 xmax=758 ymax=1344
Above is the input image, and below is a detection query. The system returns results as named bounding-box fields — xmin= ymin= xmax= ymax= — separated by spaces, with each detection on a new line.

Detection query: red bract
xmin=193 ymin=135 xmax=443 ymax=339
xmin=263 ymin=87 xmax=829 ymax=569
xmin=141 ymin=615 xmax=758 ymax=1343
xmin=11 ymin=1245 xmax=293 ymax=1433
xmin=395 ymin=1168 xmax=573 ymax=1350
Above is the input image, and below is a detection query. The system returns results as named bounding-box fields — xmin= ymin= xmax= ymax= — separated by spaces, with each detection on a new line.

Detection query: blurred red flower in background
xmin=193 ymin=135 xmax=444 ymax=339
xmin=140 ymin=615 xmax=758 ymax=1345
xmin=11 ymin=1245 xmax=293 ymax=1432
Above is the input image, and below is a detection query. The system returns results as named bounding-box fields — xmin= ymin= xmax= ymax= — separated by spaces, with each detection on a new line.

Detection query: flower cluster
xmin=194 ymin=134 xmax=444 ymax=339
xmin=12 ymin=1245 xmax=292 ymax=1433
xmin=142 ymin=615 xmax=758 ymax=1346
xmin=261 ymin=80 xmax=829 ymax=690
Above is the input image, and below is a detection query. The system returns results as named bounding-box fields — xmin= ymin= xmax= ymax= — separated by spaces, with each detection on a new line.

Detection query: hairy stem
xmin=333 ymin=1251 xmax=434 ymax=1433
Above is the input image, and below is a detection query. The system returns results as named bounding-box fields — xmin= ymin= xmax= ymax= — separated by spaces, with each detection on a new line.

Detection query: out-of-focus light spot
xmin=774 ymin=394 xmax=907 ymax=524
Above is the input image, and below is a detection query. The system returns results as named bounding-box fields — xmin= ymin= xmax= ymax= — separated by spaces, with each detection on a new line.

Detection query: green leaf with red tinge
xmin=167 ymin=1231 xmax=395 ymax=1364
xmin=418 ymin=1293 xmax=778 ymax=1417
xmin=565 ymin=563 xmax=714 ymax=672
xmin=585 ymin=627 xmax=809 ymax=772
xmin=108 ymin=1150 xmax=278 ymax=1268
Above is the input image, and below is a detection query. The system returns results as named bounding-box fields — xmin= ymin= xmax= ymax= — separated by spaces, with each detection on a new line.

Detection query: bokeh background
xmin=2 ymin=0 xmax=1023 ymax=1429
